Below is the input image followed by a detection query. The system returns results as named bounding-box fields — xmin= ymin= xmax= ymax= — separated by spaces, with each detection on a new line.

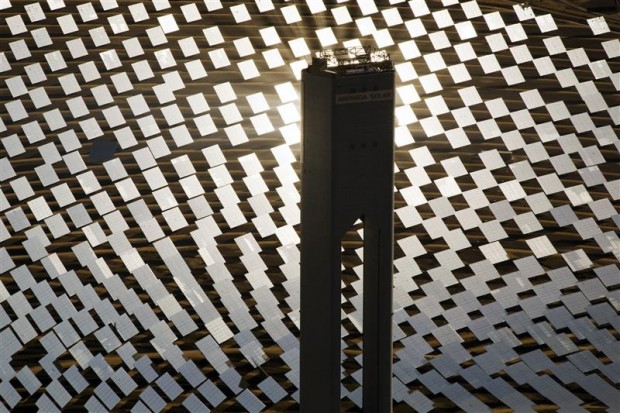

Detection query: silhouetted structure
xmin=300 ymin=47 xmax=395 ymax=413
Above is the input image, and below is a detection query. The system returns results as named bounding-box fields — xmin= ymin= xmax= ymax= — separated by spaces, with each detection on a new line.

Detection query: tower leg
xmin=363 ymin=211 xmax=393 ymax=413
xmin=300 ymin=228 xmax=341 ymax=413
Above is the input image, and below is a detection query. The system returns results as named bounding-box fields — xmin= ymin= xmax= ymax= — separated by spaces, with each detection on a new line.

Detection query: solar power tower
xmin=300 ymin=47 xmax=395 ymax=413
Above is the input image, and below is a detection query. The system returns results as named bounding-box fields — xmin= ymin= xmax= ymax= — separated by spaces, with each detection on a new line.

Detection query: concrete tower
xmin=300 ymin=47 xmax=395 ymax=413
